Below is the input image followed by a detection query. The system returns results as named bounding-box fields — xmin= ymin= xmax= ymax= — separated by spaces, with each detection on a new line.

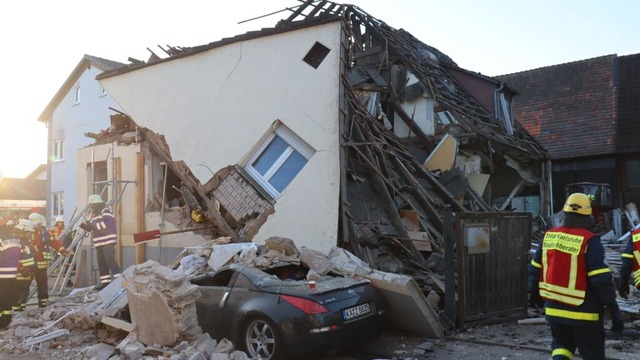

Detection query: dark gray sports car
xmin=191 ymin=263 xmax=387 ymax=359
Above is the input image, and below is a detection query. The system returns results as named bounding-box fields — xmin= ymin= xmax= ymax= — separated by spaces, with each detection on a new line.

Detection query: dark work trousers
xmin=33 ymin=267 xmax=49 ymax=308
xmin=550 ymin=321 xmax=605 ymax=360
xmin=14 ymin=278 xmax=31 ymax=312
xmin=96 ymin=244 xmax=121 ymax=285
xmin=0 ymin=278 xmax=17 ymax=329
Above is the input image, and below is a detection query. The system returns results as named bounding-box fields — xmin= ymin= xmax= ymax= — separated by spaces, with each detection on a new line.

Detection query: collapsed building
xmin=65 ymin=0 xmax=549 ymax=329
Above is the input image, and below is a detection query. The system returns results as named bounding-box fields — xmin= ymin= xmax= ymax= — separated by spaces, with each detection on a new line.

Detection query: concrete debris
xmin=0 ymin=234 xmax=449 ymax=359
xmin=122 ymin=260 xmax=202 ymax=346
xmin=84 ymin=342 xmax=115 ymax=360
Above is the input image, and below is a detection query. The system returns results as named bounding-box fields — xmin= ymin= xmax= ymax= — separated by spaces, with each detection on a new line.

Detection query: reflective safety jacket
xmin=17 ymin=243 xmax=34 ymax=281
xmin=620 ymin=228 xmax=640 ymax=287
xmin=89 ymin=208 xmax=117 ymax=247
xmin=30 ymin=227 xmax=66 ymax=269
xmin=0 ymin=237 xmax=22 ymax=279
xmin=529 ymin=226 xmax=617 ymax=325
xmin=48 ymin=225 xmax=67 ymax=254
xmin=29 ymin=229 xmax=52 ymax=269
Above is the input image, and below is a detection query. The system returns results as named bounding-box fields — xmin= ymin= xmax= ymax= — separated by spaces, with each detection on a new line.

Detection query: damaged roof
xmin=98 ymin=0 xmax=545 ymax=162
xmin=91 ymin=0 xmax=549 ymax=275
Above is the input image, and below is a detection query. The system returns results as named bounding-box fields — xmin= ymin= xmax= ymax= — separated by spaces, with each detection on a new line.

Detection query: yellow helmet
xmin=563 ymin=193 xmax=592 ymax=215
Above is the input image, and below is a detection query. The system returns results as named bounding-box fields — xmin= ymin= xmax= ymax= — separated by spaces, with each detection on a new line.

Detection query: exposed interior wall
xmin=75 ymin=142 xmax=139 ymax=284
xmin=101 ymin=22 xmax=343 ymax=253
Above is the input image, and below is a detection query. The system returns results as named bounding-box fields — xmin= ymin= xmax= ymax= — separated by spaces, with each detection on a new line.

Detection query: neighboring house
xmin=498 ymin=54 xmax=640 ymax=213
xmin=87 ymin=0 xmax=548 ymax=273
xmin=0 ymin=171 xmax=46 ymax=222
xmin=25 ymin=164 xmax=47 ymax=180
xmin=37 ymin=55 xmax=125 ymax=226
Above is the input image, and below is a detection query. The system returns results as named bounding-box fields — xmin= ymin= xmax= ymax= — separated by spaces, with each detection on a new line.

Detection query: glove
xmin=609 ymin=304 xmax=624 ymax=334
xmin=79 ymin=222 xmax=91 ymax=231
xmin=618 ymin=278 xmax=630 ymax=299
xmin=60 ymin=248 xmax=69 ymax=257
xmin=528 ymin=290 xmax=544 ymax=308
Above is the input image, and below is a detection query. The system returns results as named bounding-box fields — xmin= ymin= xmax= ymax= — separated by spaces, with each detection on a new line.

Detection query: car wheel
xmin=242 ymin=317 xmax=283 ymax=360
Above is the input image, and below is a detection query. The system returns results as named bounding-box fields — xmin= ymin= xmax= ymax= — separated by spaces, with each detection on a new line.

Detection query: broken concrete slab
xmin=328 ymin=247 xmax=445 ymax=338
xmin=84 ymin=342 xmax=115 ymax=360
xmin=122 ymin=261 xmax=202 ymax=346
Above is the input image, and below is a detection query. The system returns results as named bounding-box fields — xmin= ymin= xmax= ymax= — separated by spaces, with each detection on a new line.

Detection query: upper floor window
xmin=74 ymin=85 xmax=81 ymax=104
xmin=52 ymin=139 xmax=64 ymax=162
xmin=52 ymin=192 xmax=64 ymax=217
xmin=495 ymin=91 xmax=513 ymax=135
xmin=99 ymin=84 xmax=107 ymax=97
xmin=244 ymin=124 xmax=314 ymax=199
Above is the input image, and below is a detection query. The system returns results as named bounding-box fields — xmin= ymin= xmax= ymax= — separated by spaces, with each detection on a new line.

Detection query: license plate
xmin=343 ymin=303 xmax=371 ymax=320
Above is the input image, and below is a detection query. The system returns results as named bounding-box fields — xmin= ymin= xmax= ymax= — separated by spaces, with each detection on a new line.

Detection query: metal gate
xmin=449 ymin=211 xmax=532 ymax=327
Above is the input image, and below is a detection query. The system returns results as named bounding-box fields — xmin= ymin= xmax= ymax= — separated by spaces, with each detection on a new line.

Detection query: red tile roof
xmin=497 ymin=55 xmax=617 ymax=160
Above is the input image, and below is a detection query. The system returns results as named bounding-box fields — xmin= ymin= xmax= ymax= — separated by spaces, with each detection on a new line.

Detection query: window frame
xmin=52 ymin=192 xmax=64 ymax=217
xmin=52 ymin=138 xmax=65 ymax=162
xmin=99 ymin=84 xmax=107 ymax=97
xmin=244 ymin=125 xmax=314 ymax=199
xmin=74 ymin=85 xmax=81 ymax=104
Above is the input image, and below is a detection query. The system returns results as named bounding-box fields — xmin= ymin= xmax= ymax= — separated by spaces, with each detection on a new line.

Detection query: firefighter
xmin=27 ymin=213 xmax=69 ymax=307
xmin=79 ymin=194 xmax=121 ymax=289
xmin=0 ymin=217 xmax=22 ymax=330
xmin=617 ymin=225 xmax=640 ymax=298
xmin=48 ymin=216 xmax=72 ymax=256
xmin=13 ymin=220 xmax=35 ymax=313
xmin=529 ymin=193 xmax=623 ymax=359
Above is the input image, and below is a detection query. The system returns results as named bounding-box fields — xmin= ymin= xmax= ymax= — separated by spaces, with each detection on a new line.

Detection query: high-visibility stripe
xmin=633 ymin=250 xmax=640 ymax=267
xmin=622 ymin=253 xmax=634 ymax=259
xmin=539 ymin=282 xmax=586 ymax=298
xmin=552 ymin=348 xmax=574 ymax=359
xmin=587 ymin=267 xmax=611 ymax=276
xmin=531 ymin=259 xmax=541 ymax=268
xmin=539 ymin=289 xmax=584 ymax=306
xmin=546 ymin=307 xmax=599 ymax=321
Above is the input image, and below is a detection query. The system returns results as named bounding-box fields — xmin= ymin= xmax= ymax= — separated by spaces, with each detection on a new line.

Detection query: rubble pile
xmin=121 ymin=261 xmax=202 ymax=345
xmin=0 ymin=261 xmax=253 ymax=360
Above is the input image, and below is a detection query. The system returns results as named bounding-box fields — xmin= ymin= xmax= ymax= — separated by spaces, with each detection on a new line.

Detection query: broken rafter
xmin=349 ymin=122 xmax=425 ymax=264
xmin=389 ymin=99 xmax=435 ymax=152
xmin=140 ymin=128 xmax=240 ymax=243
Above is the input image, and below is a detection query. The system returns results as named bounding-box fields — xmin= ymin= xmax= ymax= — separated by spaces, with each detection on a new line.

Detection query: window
xmin=303 ymin=41 xmax=330 ymax=69
xmin=245 ymin=125 xmax=314 ymax=198
xmin=74 ymin=85 xmax=81 ymax=104
xmin=52 ymin=192 xmax=64 ymax=217
xmin=436 ymin=110 xmax=458 ymax=125
xmin=495 ymin=91 xmax=513 ymax=135
xmin=52 ymin=139 xmax=65 ymax=162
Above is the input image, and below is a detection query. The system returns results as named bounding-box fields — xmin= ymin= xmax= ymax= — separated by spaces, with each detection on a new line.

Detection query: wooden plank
xmin=136 ymin=152 xmax=145 ymax=264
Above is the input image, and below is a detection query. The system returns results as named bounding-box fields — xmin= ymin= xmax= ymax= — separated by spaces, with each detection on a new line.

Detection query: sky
xmin=1 ymin=0 xmax=638 ymax=178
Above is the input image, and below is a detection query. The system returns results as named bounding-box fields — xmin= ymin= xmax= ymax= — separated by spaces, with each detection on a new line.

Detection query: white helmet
xmin=28 ymin=213 xmax=46 ymax=226
xmin=7 ymin=220 xmax=14 ymax=226
xmin=16 ymin=219 xmax=35 ymax=232
xmin=88 ymin=194 xmax=104 ymax=204
xmin=56 ymin=217 xmax=64 ymax=223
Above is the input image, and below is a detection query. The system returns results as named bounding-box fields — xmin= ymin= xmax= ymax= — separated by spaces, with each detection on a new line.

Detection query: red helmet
xmin=0 ymin=217 xmax=6 ymax=226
